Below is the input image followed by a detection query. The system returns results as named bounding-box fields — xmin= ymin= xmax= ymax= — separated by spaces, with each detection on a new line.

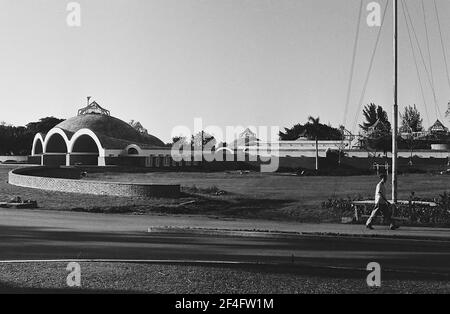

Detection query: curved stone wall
xmin=8 ymin=167 xmax=180 ymax=198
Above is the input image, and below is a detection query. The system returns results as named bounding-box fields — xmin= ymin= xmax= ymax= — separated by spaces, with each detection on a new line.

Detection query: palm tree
xmin=359 ymin=103 xmax=378 ymax=131
xmin=307 ymin=116 xmax=321 ymax=170
xmin=359 ymin=103 xmax=391 ymax=132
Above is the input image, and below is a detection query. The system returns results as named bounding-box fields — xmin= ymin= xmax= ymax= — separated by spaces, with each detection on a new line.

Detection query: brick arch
xmin=44 ymin=129 xmax=69 ymax=153
xmin=31 ymin=133 xmax=45 ymax=155
xmin=71 ymin=135 xmax=100 ymax=154
xmin=68 ymin=129 xmax=104 ymax=156
xmin=124 ymin=144 xmax=142 ymax=156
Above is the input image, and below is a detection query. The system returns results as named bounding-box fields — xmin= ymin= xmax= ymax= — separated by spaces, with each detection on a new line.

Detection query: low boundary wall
xmin=0 ymin=156 xmax=29 ymax=163
xmin=8 ymin=167 xmax=180 ymax=198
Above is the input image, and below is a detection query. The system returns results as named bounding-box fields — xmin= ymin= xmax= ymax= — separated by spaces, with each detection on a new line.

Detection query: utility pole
xmin=201 ymin=130 xmax=204 ymax=167
xmin=392 ymin=0 xmax=398 ymax=203
xmin=315 ymin=136 xmax=319 ymax=171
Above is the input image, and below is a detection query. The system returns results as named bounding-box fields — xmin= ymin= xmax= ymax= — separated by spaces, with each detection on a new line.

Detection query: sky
xmin=1 ymin=0 xmax=450 ymax=142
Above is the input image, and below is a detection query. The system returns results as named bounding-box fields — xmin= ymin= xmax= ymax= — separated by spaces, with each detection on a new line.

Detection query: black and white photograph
xmin=0 ymin=0 xmax=449 ymax=304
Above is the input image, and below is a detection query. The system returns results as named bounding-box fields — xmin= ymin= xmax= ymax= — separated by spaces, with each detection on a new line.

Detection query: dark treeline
xmin=0 ymin=117 xmax=64 ymax=155
xmin=279 ymin=116 xmax=343 ymax=141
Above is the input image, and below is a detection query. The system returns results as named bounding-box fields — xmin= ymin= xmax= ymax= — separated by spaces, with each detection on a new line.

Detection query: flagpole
xmin=392 ymin=0 xmax=398 ymax=203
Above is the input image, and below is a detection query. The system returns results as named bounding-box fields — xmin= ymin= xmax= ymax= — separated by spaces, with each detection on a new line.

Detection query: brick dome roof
xmin=55 ymin=114 xmax=165 ymax=148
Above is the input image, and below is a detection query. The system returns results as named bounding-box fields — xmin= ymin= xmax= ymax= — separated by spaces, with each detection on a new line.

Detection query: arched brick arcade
xmin=28 ymin=100 xmax=180 ymax=168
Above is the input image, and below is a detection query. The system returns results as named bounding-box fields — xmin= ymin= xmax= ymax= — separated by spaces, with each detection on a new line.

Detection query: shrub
xmin=183 ymin=185 xmax=227 ymax=195
xmin=323 ymin=193 xmax=450 ymax=226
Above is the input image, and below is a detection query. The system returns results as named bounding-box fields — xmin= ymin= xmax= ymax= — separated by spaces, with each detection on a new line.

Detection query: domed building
xmin=31 ymin=97 xmax=186 ymax=167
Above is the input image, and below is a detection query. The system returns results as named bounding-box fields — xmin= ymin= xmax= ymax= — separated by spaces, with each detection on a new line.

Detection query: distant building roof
xmin=239 ymin=128 xmax=257 ymax=139
xmin=428 ymin=119 xmax=449 ymax=133
xmin=229 ymin=128 xmax=259 ymax=148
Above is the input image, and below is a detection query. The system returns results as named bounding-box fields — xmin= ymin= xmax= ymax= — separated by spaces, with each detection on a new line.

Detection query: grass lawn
xmin=1 ymin=165 xmax=449 ymax=222
xmin=85 ymin=170 xmax=450 ymax=221
xmin=85 ymin=170 xmax=450 ymax=202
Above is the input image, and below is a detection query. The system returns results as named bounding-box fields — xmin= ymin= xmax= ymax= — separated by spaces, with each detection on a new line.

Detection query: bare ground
xmin=0 ymin=262 xmax=448 ymax=294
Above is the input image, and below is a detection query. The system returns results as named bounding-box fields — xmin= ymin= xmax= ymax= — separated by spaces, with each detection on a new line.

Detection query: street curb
xmin=146 ymin=226 xmax=450 ymax=242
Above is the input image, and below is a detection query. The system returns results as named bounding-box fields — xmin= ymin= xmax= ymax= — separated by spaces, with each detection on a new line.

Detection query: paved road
xmin=0 ymin=209 xmax=449 ymax=279
xmin=1 ymin=208 xmax=449 ymax=238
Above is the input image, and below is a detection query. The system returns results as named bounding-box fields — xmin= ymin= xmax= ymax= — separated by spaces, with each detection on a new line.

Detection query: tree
xmin=0 ymin=117 xmax=64 ymax=155
xmin=172 ymin=136 xmax=188 ymax=144
xmin=399 ymin=105 xmax=424 ymax=165
xmin=279 ymin=124 xmax=305 ymax=141
xmin=169 ymin=131 xmax=216 ymax=149
xmin=279 ymin=120 xmax=342 ymax=141
xmin=359 ymin=103 xmax=391 ymax=132
xmin=279 ymin=117 xmax=344 ymax=170
xmin=307 ymin=116 xmax=321 ymax=171
xmin=358 ymin=103 xmax=392 ymax=154
xmin=26 ymin=117 xmax=65 ymax=134
xmin=192 ymin=131 xmax=215 ymax=150
xmin=400 ymin=105 xmax=423 ymax=133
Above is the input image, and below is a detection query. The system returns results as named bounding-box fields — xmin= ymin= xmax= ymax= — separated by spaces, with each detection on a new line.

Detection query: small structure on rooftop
xmin=77 ymin=96 xmax=110 ymax=116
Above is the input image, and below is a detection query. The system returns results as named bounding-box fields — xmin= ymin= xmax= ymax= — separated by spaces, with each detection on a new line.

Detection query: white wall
xmin=0 ymin=156 xmax=28 ymax=162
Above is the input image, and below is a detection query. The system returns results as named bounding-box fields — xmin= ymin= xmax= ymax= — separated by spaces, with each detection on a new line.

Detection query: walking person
xmin=366 ymin=173 xmax=399 ymax=230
